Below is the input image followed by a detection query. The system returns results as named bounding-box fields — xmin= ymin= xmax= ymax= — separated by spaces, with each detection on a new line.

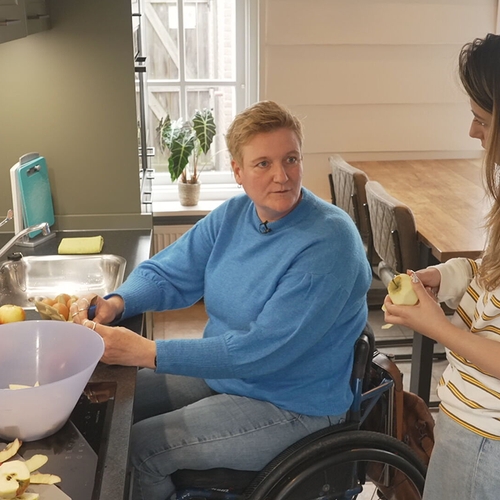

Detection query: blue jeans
xmin=423 ymin=410 xmax=500 ymax=500
xmin=130 ymin=369 xmax=346 ymax=500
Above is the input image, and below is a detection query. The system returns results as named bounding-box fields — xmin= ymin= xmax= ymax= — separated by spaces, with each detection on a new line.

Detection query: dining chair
xmin=364 ymin=180 xmax=420 ymax=284
xmin=364 ymin=180 xmax=422 ymax=360
xmin=328 ymin=155 xmax=378 ymax=266
xmin=328 ymin=155 xmax=385 ymax=308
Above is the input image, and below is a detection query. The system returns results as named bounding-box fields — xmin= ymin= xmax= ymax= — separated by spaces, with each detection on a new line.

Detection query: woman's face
xmin=232 ymin=128 xmax=303 ymax=222
xmin=469 ymin=98 xmax=492 ymax=149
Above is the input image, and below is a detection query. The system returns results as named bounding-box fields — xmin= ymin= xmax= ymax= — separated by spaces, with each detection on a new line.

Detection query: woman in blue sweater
xmin=72 ymin=101 xmax=372 ymax=500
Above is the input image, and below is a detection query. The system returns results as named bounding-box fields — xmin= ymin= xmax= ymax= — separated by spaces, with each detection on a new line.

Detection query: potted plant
xmin=157 ymin=108 xmax=217 ymax=206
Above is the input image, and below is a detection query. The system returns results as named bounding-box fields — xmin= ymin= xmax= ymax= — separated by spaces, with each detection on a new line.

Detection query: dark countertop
xmin=0 ymin=228 xmax=152 ymax=500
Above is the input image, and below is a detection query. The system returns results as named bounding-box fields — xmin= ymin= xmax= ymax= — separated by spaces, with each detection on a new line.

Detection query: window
xmin=139 ymin=0 xmax=258 ymax=202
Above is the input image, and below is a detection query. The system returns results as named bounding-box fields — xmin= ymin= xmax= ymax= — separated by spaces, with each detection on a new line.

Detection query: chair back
xmin=365 ymin=180 xmax=419 ymax=281
xmin=329 ymin=155 xmax=378 ymax=265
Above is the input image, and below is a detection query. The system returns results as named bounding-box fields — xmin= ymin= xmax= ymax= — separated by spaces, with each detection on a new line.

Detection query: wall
xmin=260 ymin=0 xmax=496 ymax=199
xmin=0 ymin=0 xmax=496 ymax=218
xmin=0 ymin=0 xmax=151 ymax=231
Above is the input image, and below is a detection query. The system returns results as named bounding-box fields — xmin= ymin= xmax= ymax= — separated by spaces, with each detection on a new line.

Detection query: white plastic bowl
xmin=0 ymin=320 xmax=104 ymax=441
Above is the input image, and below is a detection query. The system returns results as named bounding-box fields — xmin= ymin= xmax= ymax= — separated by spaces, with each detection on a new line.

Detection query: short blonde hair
xmin=225 ymin=101 xmax=304 ymax=164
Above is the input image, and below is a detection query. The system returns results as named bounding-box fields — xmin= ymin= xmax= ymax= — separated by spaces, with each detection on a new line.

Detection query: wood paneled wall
xmin=260 ymin=0 xmax=496 ymax=199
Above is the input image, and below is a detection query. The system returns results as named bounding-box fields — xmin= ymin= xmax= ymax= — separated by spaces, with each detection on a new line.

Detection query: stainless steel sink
xmin=0 ymin=254 xmax=126 ymax=308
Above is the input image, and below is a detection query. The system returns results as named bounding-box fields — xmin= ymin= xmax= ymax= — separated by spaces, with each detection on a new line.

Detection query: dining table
xmin=350 ymin=158 xmax=488 ymax=405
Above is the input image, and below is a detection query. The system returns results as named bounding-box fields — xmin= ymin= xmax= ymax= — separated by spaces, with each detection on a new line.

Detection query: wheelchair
xmin=172 ymin=324 xmax=427 ymax=500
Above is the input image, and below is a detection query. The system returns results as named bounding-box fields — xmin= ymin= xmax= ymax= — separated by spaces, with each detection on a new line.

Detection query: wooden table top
xmin=350 ymin=159 xmax=489 ymax=263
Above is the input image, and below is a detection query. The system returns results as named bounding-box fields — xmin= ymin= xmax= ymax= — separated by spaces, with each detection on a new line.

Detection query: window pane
xmin=186 ymin=86 xmax=234 ymax=171
xmin=148 ymin=88 xmax=181 ymax=171
xmin=142 ymin=0 xmax=250 ymax=176
xmin=184 ymin=0 xmax=236 ymax=81
xmin=145 ymin=0 xmax=179 ymax=80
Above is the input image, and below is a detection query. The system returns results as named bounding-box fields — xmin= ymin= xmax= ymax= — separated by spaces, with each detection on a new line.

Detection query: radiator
xmin=153 ymin=225 xmax=193 ymax=254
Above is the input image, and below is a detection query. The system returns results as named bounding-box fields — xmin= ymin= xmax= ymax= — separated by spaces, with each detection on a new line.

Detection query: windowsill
xmin=152 ymin=199 xmax=226 ymax=216
xmin=151 ymin=172 xmax=239 ymax=217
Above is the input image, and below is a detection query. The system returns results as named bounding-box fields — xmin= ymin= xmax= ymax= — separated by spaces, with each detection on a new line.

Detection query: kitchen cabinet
xmin=0 ymin=0 xmax=27 ymax=44
xmin=26 ymin=0 xmax=50 ymax=35
xmin=0 ymin=0 xmax=49 ymax=44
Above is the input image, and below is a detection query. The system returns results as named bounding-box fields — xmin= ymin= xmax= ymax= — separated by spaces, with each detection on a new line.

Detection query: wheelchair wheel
xmin=244 ymin=430 xmax=426 ymax=500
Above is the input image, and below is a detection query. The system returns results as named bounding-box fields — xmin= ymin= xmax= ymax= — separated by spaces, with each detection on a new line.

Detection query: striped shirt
xmin=435 ymin=257 xmax=500 ymax=439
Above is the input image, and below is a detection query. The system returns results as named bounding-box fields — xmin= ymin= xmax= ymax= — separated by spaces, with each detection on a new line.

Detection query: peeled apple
xmin=0 ymin=460 xmax=30 ymax=499
xmin=387 ymin=274 xmax=419 ymax=306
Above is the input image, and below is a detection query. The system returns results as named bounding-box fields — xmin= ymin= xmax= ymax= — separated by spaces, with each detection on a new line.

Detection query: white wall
xmin=260 ymin=0 xmax=496 ymax=199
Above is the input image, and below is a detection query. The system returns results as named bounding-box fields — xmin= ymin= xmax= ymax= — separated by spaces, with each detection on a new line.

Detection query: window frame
xmin=143 ymin=0 xmax=259 ymax=203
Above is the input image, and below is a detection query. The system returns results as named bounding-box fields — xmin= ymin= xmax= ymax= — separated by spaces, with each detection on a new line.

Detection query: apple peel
xmin=0 ymin=440 xmax=22 ymax=465
xmin=23 ymin=457 xmax=48 ymax=475
xmin=28 ymin=473 xmax=61 ymax=486
xmin=0 ymin=440 xmax=61 ymax=499
xmin=16 ymin=493 xmax=39 ymax=500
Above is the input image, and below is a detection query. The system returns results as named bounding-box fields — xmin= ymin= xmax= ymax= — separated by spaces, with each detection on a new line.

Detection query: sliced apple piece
xmin=23 ymin=456 xmax=48 ymax=474
xmin=16 ymin=493 xmax=40 ymax=500
xmin=29 ymin=473 xmax=61 ymax=485
xmin=7 ymin=385 xmax=32 ymax=391
xmin=0 ymin=460 xmax=30 ymax=498
xmin=0 ymin=439 xmax=22 ymax=464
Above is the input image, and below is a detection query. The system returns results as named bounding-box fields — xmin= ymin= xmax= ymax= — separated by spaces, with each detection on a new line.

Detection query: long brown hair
xmin=459 ymin=34 xmax=500 ymax=291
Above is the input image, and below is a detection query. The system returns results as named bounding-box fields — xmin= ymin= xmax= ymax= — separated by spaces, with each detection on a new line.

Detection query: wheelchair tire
xmin=244 ymin=430 xmax=426 ymax=500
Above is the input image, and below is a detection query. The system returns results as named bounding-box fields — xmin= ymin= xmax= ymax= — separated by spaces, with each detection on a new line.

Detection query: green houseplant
xmin=157 ymin=108 xmax=217 ymax=206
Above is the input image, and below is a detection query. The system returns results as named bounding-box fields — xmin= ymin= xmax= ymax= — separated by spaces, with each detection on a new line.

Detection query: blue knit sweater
xmin=114 ymin=188 xmax=371 ymax=416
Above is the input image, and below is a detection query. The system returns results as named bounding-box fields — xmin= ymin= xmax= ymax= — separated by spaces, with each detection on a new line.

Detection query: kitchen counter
xmin=0 ymin=228 xmax=152 ymax=500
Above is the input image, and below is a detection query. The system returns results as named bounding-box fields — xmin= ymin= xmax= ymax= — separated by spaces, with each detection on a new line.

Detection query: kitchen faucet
xmin=0 ymin=219 xmax=51 ymax=261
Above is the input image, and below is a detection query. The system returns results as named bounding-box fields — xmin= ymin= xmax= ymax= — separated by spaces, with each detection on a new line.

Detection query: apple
xmin=0 ymin=460 xmax=30 ymax=499
xmin=54 ymin=294 xmax=71 ymax=306
xmin=0 ymin=305 xmax=25 ymax=325
xmin=51 ymin=302 xmax=69 ymax=321
xmin=387 ymin=273 xmax=419 ymax=306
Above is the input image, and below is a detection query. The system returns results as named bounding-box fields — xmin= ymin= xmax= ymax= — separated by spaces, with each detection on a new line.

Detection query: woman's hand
xmin=414 ymin=267 xmax=441 ymax=301
xmin=70 ymin=296 xmax=156 ymax=368
xmin=70 ymin=295 xmax=124 ymax=325
xmin=384 ymin=271 xmax=448 ymax=341
xmin=90 ymin=324 xmax=157 ymax=368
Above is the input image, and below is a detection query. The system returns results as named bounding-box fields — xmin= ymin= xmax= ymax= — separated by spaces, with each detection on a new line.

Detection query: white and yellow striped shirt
xmin=435 ymin=257 xmax=500 ymax=440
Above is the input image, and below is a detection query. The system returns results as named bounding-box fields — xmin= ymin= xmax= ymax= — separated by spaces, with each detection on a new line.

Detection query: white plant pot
xmin=178 ymin=182 xmax=201 ymax=206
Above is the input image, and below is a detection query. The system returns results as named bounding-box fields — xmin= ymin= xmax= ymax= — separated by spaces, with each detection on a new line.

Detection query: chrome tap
xmin=0 ymin=222 xmax=51 ymax=260
xmin=0 ymin=209 xmax=13 ymax=229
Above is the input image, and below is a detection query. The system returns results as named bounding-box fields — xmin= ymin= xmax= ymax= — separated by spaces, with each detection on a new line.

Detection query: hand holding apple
xmin=383 ymin=271 xmax=448 ymax=338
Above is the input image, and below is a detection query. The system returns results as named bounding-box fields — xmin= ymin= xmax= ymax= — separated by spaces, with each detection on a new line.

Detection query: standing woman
xmin=71 ymin=101 xmax=372 ymax=500
xmin=384 ymin=34 xmax=500 ymax=500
